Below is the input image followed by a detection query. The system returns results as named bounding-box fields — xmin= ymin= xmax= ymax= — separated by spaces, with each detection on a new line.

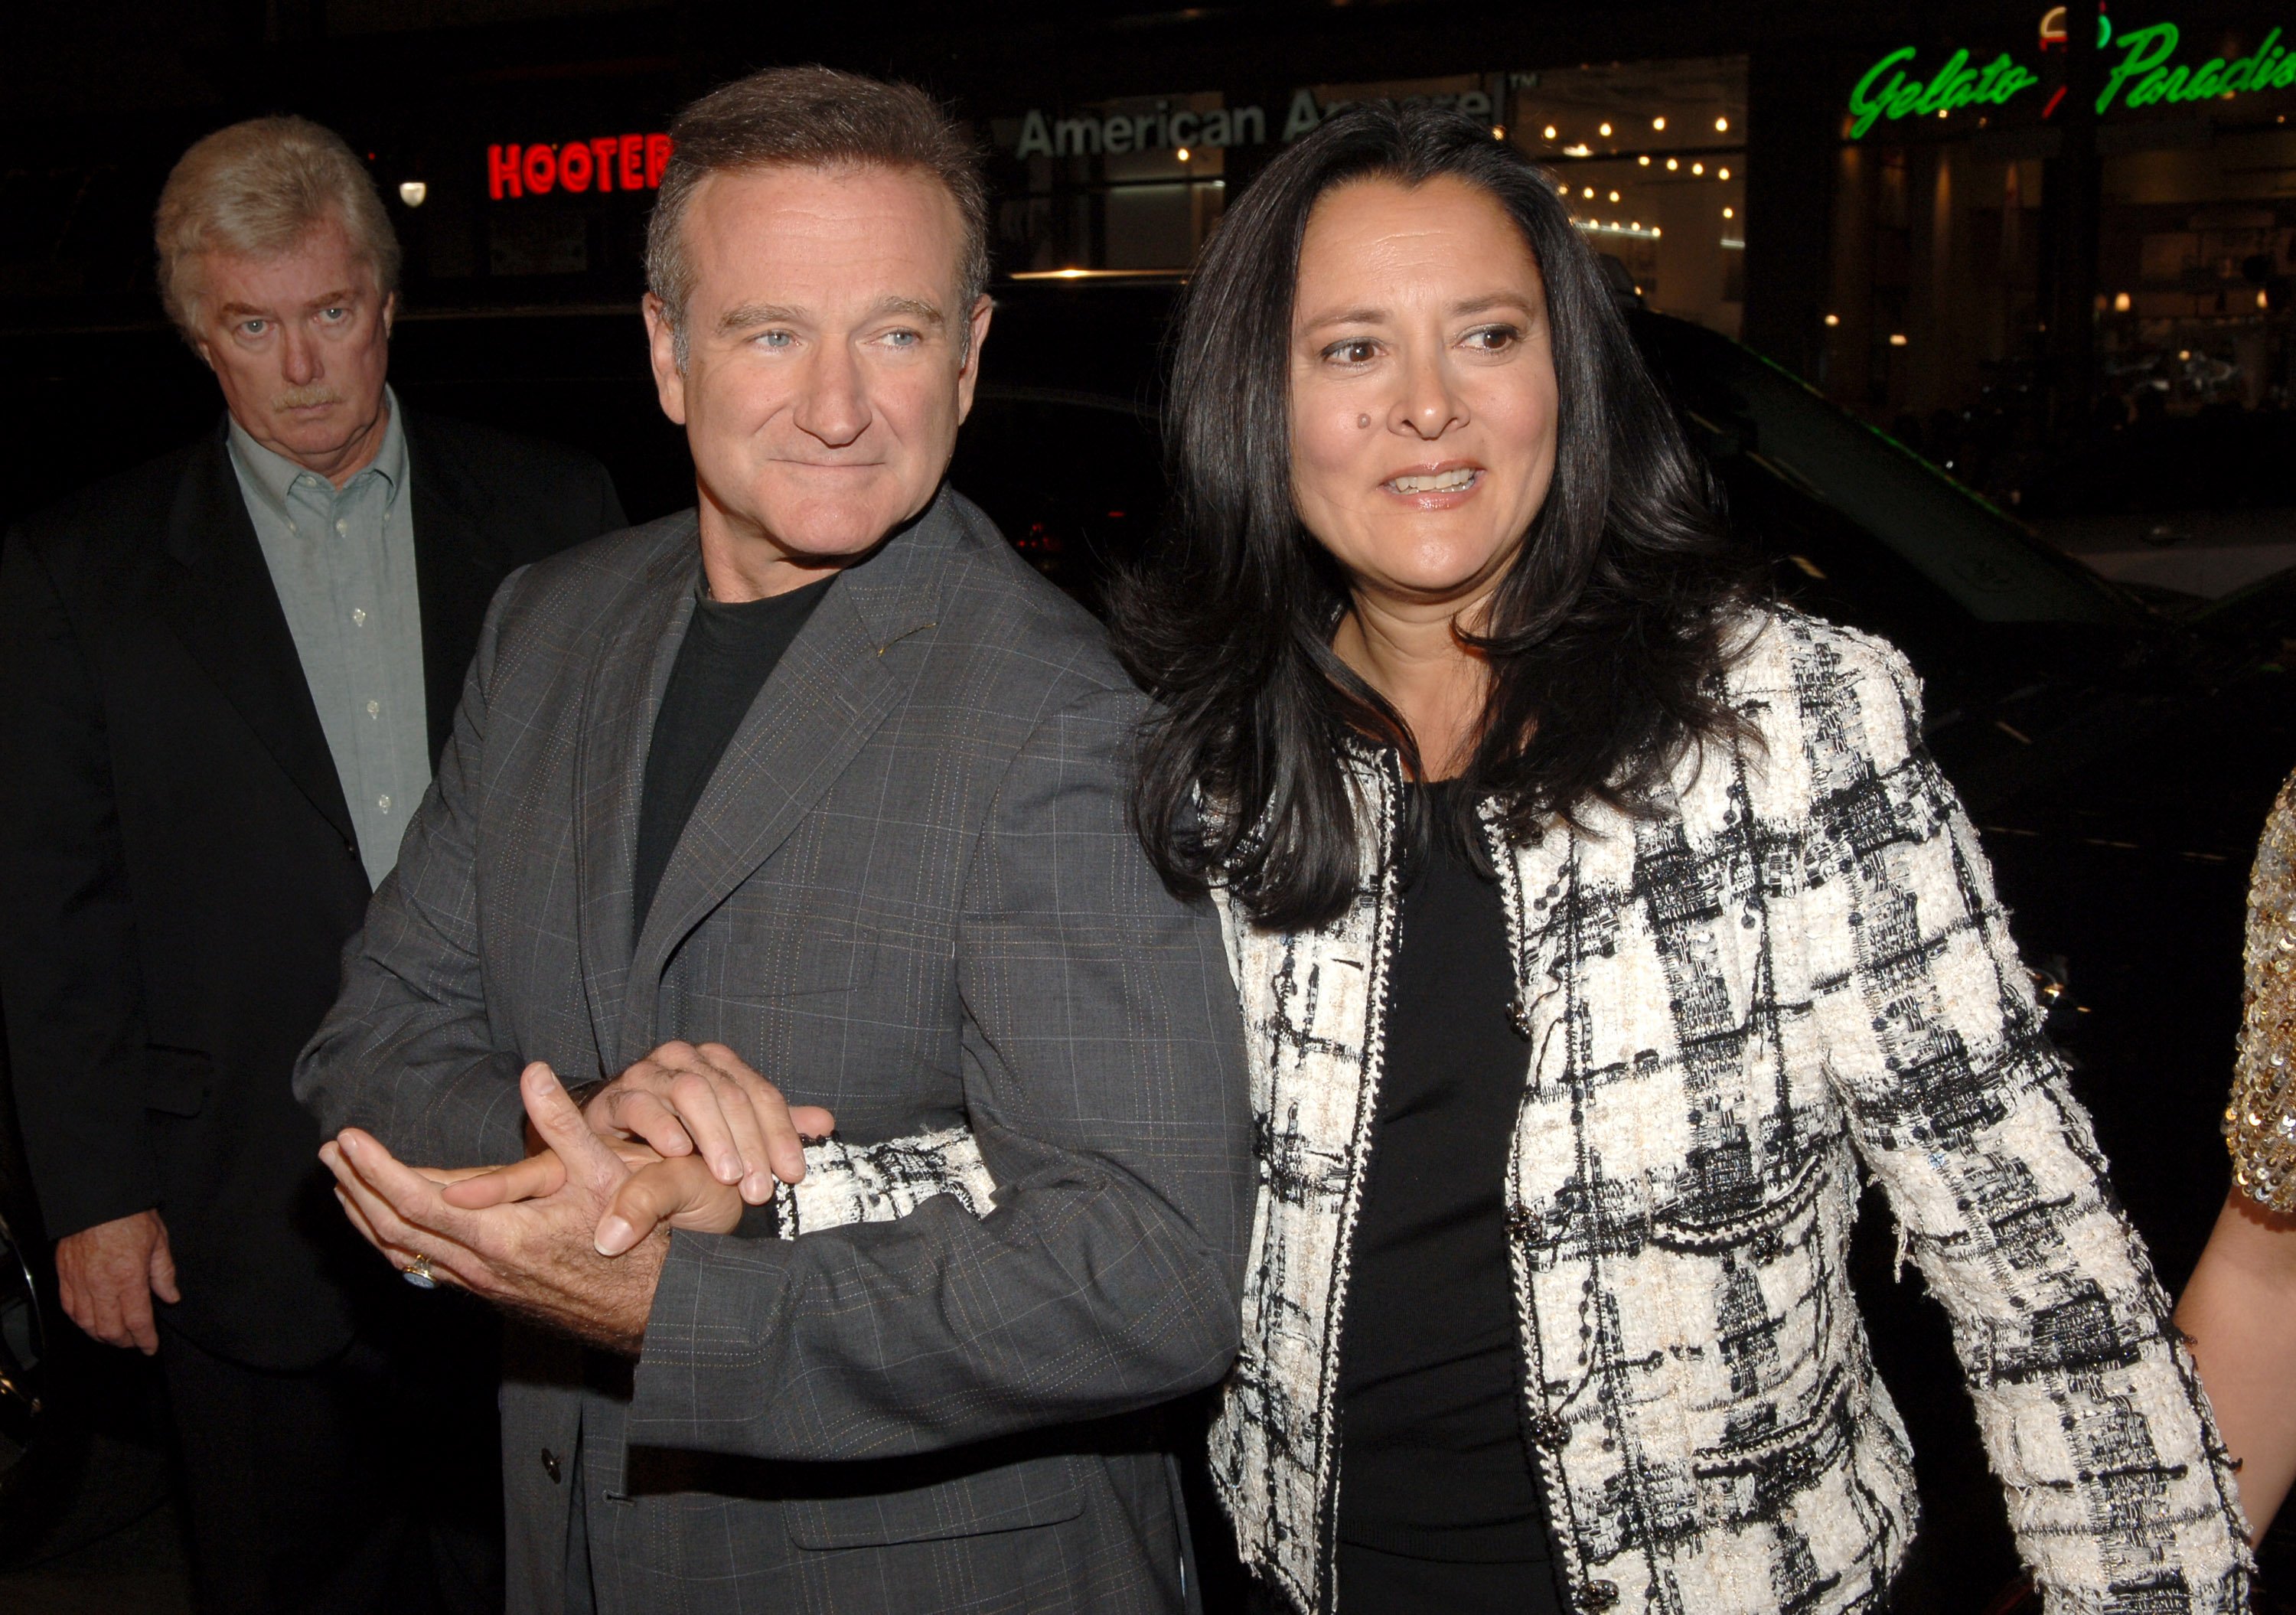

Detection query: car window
xmin=1636 ymin=315 xmax=2134 ymax=626
xmin=946 ymin=387 xmax=1166 ymax=612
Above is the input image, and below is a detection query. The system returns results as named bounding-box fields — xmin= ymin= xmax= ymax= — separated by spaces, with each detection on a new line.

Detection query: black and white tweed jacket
xmin=1203 ymin=608 xmax=2249 ymax=1615
xmin=792 ymin=606 xmax=2251 ymax=1614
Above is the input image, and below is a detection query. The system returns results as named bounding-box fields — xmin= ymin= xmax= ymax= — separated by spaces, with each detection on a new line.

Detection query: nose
xmin=1391 ymin=344 xmax=1468 ymax=441
xmin=279 ymin=321 xmax=322 ymax=388
xmin=792 ymin=340 xmax=871 ymax=449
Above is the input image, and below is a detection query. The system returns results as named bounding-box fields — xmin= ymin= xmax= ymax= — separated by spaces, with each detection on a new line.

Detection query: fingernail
xmin=745 ymin=1173 xmax=771 ymax=1203
xmin=595 ymin=1216 xmax=634 ymax=1256
xmin=717 ymin=1155 xmax=742 ymax=1183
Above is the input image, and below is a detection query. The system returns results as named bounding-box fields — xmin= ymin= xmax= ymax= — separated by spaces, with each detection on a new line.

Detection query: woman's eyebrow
xmin=1450 ymin=292 xmax=1538 ymax=318
xmin=1297 ymin=305 xmax=1387 ymax=332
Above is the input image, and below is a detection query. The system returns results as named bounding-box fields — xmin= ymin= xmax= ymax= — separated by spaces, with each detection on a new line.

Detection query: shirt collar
xmin=227 ymin=384 xmax=406 ymax=517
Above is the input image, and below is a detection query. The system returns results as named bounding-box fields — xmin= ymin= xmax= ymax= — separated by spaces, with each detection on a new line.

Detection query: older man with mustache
xmin=0 ymin=116 xmax=625 ymax=1613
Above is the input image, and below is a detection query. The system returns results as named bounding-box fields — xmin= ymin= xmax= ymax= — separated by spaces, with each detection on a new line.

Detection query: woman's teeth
xmin=1388 ymin=468 xmax=1478 ymax=493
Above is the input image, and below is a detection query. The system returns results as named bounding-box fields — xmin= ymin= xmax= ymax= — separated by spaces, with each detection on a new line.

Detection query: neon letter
xmin=645 ymin=135 xmax=672 ymax=188
xmin=2099 ymin=22 xmax=2180 ymax=114
xmin=1850 ymin=47 xmax=1916 ymax=139
xmin=522 ymin=143 xmax=556 ymax=195
xmin=618 ymin=134 xmax=644 ymax=190
xmin=488 ymin=143 xmax=521 ymax=200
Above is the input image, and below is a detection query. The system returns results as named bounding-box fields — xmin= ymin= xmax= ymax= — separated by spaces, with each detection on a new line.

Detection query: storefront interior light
xmin=1176 ymin=147 xmax=1192 ymax=162
xmin=1583 ymin=186 xmax=1596 ymax=198
xmin=1599 ymin=122 xmax=1613 ymax=137
xmin=1652 ymin=116 xmax=1667 ymax=130
xmin=1691 ymin=162 xmax=1704 ymax=175
xmin=1609 ymin=189 xmax=1621 ymax=202
xmin=1638 ymin=154 xmax=1651 ymax=165
xmin=1715 ymin=116 xmax=1730 ymax=132
xmin=1724 ymin=206 xmax=1735 ymax=219
xmin=2113 ymin=291 xmax=2132 ymax=312
xmin=1889 ymin=333 xmax=1910 ymax=346
xmin=1492 ymin=126 xmax=1506 ymax=140
xmin=1543 ymin=124 xmax=1558 ymax=139
xmin=1665 ymin=157 xmax=1679 ymax=171
xmin=2262 ymin=290 xmax=2273 ymax=309
xmin=1718 ymin=167 xmax=1730 ymax=180
xmin=1825 ymin=312 xmax=1841 ymax=325
xmin=1563 ymin=143 xmax=1591 ymax=156
xmin=2179 ymin=348 xmax=2191 ymax=359
xmin=397 ymin=180 xmax=427 ymax=207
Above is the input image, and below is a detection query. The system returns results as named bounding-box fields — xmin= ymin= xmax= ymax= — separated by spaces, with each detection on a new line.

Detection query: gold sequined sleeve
xmin=2229 ymin=768 xmax=2296 ymax=1211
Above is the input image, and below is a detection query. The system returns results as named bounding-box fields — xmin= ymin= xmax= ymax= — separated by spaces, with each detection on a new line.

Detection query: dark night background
xmin=5 ymin=2 xmax=2296 ymax=1609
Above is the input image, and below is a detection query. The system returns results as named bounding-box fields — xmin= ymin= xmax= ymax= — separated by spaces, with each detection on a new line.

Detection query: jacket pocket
xmin=783 ymin=1455 xmax=1084 ymax=1550
xmin=143 ymin=1045 xmax=212 ymax=1117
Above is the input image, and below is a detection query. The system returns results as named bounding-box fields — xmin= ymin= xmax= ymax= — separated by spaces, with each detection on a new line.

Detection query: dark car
xmin=5 ymin=280 xmax=2293 ymax=1604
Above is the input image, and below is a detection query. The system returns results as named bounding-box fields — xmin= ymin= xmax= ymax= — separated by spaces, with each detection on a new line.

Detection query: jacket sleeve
xmin=292 ymin=570 xmax=530 ymax=1168
xmin=628 ymin=683 xmax=1254 ymax=1460
xmin=1803 ymin=630 xmax=2252 ymax=1610
xmin=0 ymin=533 xmax=162 ymax=1238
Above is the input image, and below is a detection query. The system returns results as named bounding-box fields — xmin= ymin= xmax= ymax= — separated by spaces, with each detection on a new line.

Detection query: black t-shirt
xmin=1334 ymin=781 xmax=1558 ymax=1605
xmin=631 ymin=578 xmax=833 ymax=940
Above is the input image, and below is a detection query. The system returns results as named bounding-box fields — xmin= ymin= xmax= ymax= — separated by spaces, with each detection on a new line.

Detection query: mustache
xmin=271 ymin=385 xmax=344 ymax=411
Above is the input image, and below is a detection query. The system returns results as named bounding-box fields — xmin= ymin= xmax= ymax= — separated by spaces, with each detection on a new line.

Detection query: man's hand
xmin=320 ymin=1062 xmax=667 ymax=1355
xmin=56 ymin=1209 xmax=179 ymax=1355
xmin=584 ymin=1040 xmax=833 ymax=1206
xmin=441 ymin=1134 xmax=747 ymax=1257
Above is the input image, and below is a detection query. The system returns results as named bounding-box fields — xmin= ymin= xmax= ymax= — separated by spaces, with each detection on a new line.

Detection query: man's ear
xmin=381 ymin=290 xmax=398 ymax=341
xmin=954 ymin=292 xmax=993 ymax=423
xmin=642 ymin=292 xmax=690 ymax=427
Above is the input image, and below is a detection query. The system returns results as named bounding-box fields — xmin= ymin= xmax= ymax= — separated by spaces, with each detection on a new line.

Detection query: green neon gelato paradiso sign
xmin=1848 ymin=21 xmax=2296 ymax=139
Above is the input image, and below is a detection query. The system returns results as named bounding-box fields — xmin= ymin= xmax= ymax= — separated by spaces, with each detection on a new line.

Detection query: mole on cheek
xmin=1358 ymin=414 xmax=1371 ymax=429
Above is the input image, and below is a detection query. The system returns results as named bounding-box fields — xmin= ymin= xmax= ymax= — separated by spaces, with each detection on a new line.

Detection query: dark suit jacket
xmin=0 ymin=409 xmax=624 ymax=1369
xmin=296 ymin=493 xmax=1253 ymax=1614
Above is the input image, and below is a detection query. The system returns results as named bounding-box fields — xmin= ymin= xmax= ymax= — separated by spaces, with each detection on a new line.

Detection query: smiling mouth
xmin=1385 ymin=467 xmax=1479 ymax=494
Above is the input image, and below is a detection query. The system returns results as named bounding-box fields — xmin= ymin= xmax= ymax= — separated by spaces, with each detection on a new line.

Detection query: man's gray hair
xmin=645 ymin=66 xmax=990 ymax=369
xmin=155 ymin=116 xmax=402 ymax=344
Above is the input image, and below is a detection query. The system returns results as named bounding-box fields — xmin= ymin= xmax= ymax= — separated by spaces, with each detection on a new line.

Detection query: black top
xmin=1334 ymin=782 xmax=1556 ymax=1599
xmin=632 ymin=579 xmax=832 ymax=939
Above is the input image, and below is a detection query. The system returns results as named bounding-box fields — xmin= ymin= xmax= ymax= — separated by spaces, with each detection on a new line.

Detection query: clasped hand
xmin=319 ymin=1042 xmax=828 ymax=1352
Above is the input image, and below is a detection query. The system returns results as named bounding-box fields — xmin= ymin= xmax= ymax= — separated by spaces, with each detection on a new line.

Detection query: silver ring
xmin=401 ymin=1253 xmax=438 ymax=1290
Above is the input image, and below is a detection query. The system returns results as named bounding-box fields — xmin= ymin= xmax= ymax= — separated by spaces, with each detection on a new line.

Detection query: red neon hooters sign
xmin=488 ymin=135 xmax=673 ymax=199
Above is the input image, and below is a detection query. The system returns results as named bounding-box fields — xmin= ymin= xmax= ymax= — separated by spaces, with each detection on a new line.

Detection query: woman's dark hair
xmin=1113 ymin=103 xmax=1751 ymax=932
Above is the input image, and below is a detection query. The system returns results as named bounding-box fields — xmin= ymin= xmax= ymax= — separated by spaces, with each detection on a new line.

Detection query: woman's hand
xmin=594 ymin=1154 xmax=748 ymax=1255
xmin=2177 ymin=1186 xmax=2296 ymax=1538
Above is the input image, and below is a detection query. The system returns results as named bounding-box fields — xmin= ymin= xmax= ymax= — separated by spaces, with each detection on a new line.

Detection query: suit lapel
xmin=158 ymin=424 xmax=357 ymax=849
xmin=405 ymin=409 xmax=504 ymax=765
xmin=615 ymin=493 xmax=959 ymax=1063
xmin=572 ymin=519 xmax=700 ymax=1069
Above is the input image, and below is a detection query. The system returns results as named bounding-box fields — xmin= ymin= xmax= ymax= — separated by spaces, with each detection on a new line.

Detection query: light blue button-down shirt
xmin=227 ymin=389 xmax=429 ymax=889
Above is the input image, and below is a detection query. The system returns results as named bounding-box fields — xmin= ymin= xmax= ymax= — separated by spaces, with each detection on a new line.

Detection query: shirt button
xmin=351 ymin=607 xmax=367 ymax=626
xmin=377 ymin=794 xmax=391 ymax=813
xmin=367 ymin=700 xmax=381 ymax=718
xmin=334 ymin=520 xmax=347 ymax=535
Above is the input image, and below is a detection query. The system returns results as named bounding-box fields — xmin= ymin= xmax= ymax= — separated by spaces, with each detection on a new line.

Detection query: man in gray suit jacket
xmin=295 ymin=67 xmax=1251 ymax=1615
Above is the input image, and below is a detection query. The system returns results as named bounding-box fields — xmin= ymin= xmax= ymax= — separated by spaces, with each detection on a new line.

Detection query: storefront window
xmin=1508 ymin=57 xmax=1750 ymax=337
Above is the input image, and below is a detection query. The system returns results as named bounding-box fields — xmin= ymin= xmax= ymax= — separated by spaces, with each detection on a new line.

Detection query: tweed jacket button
xmin=1580 ymin=1580 xmax=1619 ymax=1610
xmin=542 ymin=1448 xmax=563 ymax=1483
xmin=1528 ymin=1411 xmax=1567 ymax=1449
xmin=1507 ymin=998 xmax=1534 ymax=1038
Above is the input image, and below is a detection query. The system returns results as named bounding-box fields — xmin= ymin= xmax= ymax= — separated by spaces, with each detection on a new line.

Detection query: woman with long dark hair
xmin=1113 ymin=104 xmax=2250 ymax=1613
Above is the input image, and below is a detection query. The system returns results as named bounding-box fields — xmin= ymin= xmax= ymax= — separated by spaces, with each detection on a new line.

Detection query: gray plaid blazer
xmin=295 ymin=490 xmax=1254 ymax=1615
